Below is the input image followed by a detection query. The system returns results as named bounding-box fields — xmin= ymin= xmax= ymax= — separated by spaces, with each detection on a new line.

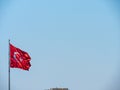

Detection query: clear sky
xmin=0 ymin=0 xmax=120 ymax=90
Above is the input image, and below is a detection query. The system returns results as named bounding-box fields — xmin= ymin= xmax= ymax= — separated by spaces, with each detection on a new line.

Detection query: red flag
xmin=10 ymin=43 xmax=31 ymax=71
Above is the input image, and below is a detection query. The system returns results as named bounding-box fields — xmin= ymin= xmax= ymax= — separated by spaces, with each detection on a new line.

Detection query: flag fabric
xmin=10 ymin=43 xmax=31 ymax=70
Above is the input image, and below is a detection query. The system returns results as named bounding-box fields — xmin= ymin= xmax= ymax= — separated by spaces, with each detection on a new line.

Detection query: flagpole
xmin=8 ymin=39 xmax=10 ymax=90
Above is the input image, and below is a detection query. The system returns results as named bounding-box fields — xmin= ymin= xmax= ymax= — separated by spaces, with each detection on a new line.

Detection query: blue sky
xmin=0 ymin=0 xmax=120 ymax=90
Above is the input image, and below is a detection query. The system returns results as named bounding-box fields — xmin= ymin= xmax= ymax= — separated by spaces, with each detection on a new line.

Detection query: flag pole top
xmin=9 ymin=39 xmax=10 ymax=43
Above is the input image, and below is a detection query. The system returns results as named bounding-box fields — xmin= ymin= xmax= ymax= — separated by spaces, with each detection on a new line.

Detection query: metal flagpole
xmin=8 ymin=39 xmax=10 ymax=90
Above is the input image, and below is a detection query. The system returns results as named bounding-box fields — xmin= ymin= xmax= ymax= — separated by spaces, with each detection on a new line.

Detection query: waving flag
xmin=10 ymin=43 xmax=31 ymax=70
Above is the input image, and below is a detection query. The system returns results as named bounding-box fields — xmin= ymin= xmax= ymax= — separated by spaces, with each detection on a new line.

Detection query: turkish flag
xmin=10 ymin=44 xmax=31 ymax=70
